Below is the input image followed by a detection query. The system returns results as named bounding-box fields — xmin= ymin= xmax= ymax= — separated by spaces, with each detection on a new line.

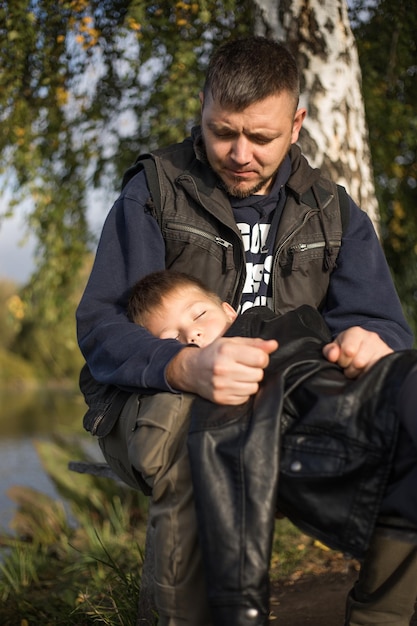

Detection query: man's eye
xmin=251 ymin=136 xmax=272 ymax=145
xmin=213 ymin=130 xmax=235 ymax=139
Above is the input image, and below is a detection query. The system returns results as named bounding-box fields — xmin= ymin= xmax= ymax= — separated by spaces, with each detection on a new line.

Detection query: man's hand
xmin=322 ymin=326 xmax=393 ymax=378
xmin=166 ymin=337 xmax=278 ymax=405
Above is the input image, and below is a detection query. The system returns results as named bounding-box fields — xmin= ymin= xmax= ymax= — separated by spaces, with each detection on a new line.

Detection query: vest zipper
xmin=274 ymin=209 xmax=319 ymax=260
xmin=165 ymin=221 xmax=233 ymax=249
xmin=290 ymin=239 xmax=341 ymax=253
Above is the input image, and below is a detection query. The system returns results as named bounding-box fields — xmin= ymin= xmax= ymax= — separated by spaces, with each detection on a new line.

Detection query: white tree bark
xmin=254 ymin=0 xmax=379 ymax=228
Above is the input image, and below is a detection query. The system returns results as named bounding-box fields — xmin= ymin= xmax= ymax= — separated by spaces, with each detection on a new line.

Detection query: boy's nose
xmin=189 ymin=330 xmax=202 ymax=344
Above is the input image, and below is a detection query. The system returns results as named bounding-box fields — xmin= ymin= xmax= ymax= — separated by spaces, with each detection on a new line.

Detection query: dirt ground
xmin=268 ymin=552 xmax=417 ymax=625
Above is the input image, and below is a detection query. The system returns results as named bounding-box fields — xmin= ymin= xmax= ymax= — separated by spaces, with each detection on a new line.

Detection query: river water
xmin=0 ymin=388 xmax=95 ymax=531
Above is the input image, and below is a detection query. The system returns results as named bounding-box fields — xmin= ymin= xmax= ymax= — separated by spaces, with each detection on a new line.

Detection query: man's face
xmin=142 ymin=286 xmax=237 ymax=348
xmin=200 ymin=91 xmax=306 ymax=198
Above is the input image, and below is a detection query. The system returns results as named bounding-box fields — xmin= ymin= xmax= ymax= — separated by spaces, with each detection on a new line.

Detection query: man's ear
xmin=291 ymin=107 xmax=307 ymax=144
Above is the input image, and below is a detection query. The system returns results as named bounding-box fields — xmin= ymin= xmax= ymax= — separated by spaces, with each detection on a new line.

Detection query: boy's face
xmin=142 ymin=286 xmax=237 ymax=348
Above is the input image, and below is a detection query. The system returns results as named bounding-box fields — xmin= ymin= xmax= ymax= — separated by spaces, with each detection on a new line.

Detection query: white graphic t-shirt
xmin=230 ymin=156 xmax=290 ymax=313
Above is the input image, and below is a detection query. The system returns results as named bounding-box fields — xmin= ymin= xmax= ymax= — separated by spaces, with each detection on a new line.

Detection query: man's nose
xmin=230 ymin=136 xmax=251 ymax=164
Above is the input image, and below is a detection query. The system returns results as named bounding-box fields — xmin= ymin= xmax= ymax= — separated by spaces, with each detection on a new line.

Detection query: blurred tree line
xmin=0 ymin=0 xmax=416 ymax=383
xmin=350 ymin=0 xmax=417 ymax=335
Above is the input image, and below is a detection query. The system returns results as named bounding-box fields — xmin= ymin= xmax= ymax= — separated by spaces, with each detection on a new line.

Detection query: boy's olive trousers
xmin=346 ymin=521 xmax=417 ymax=626
xmin=99 ymin=392 xmax=213 ymax=626
xmin=99 ymin=392 xmax=417 ymax=626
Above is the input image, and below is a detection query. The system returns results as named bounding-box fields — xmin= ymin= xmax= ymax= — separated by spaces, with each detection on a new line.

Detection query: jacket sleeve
xmin=323 ymin=199 xmax=414 ymax=350
xmin=76 ymin=170 xmax=185 ymax=392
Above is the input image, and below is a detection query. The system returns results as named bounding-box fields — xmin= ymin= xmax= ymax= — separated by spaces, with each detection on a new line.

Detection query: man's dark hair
xmin=203 ymin=36 xmax=300 ymax=111
xmin=127 ymin=270 xmax=221 ymax=326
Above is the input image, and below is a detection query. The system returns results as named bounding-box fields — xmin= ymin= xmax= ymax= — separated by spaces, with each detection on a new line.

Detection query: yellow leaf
xmin=56 ymin=86 xmax=69 ymax=107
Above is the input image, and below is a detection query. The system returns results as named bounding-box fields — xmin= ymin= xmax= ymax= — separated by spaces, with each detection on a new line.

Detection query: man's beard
xmin=221 ymin=172 xmax=278 ymax=199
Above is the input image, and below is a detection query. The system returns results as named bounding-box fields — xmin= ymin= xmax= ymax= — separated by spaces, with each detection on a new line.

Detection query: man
xmin=77 ymin=36 xmax=416 ymax=625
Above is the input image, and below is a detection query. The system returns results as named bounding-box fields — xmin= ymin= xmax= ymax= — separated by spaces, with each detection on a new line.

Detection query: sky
xmin=0 ymin=191 xmax=110 ymax=286
xmin=0 ymin=208 xmax=35 ymax=285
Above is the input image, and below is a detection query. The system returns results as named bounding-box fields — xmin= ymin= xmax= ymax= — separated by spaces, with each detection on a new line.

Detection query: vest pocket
xmin=163 ymin=221 xmax=237 ymax=298
xmin=165 ymin=222 xmax=233 ymax=255
xmin=283 ymin=239 xmax=341 ymax=271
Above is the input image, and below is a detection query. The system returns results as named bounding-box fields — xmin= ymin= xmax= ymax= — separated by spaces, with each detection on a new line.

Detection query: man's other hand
xmin=323 ymin=326 xmax=393 ymax=378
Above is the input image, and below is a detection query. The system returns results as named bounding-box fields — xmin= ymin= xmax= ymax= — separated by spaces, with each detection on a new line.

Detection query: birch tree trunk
xmin=254 ymin=0 xmax=379 ymax=228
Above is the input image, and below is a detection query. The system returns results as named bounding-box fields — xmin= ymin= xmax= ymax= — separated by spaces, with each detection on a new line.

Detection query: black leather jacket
xmin=187 ymin=305 xmax=417 ymax=625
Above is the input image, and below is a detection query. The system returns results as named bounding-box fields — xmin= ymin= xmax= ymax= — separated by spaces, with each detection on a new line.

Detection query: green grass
xmin=0 ymin=435 xmax=148 ymax=625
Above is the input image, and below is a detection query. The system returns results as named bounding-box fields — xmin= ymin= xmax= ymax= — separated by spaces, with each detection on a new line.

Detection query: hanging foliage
xmin=0 ymin=0 xmax=253 ymax=376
